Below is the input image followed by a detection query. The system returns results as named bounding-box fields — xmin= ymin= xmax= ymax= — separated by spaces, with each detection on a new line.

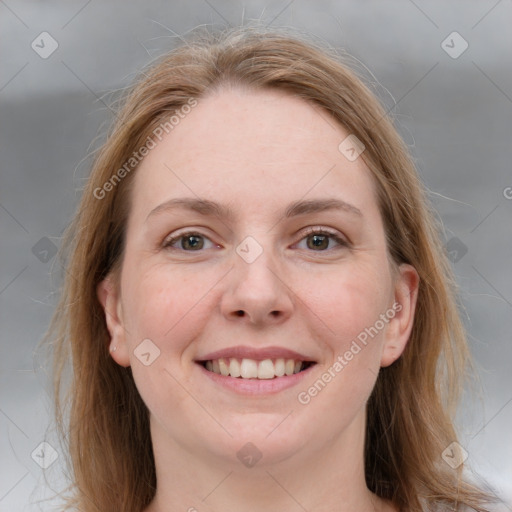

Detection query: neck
xmin=145 ymin=412 xmax=394 ymax=512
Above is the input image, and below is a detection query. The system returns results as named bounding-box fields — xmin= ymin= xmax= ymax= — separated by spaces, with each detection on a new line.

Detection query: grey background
xmin=1 ymin=1 xmax=511 ymax=510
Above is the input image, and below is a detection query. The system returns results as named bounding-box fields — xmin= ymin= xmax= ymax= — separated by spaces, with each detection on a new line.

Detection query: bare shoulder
xmin=429 ymin=503 xmax=511 ymax=512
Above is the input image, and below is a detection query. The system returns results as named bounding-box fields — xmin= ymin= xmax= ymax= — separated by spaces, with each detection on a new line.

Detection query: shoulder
xmin=417 ymin=501 xmax=510 ymax=512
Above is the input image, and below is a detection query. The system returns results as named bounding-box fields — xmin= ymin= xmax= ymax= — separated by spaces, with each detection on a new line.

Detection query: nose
xmin=220 ymin=241 xmax=294 ymax=326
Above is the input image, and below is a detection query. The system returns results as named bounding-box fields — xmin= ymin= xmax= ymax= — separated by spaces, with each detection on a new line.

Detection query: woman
xmin=48 ymin=25 xmax=497 ymax=511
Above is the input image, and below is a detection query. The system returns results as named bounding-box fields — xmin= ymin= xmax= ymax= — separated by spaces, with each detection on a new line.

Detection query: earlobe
xmin=380 ymin=263 xmax=419 ymax=368
xmin=97 ymin=276 xmax=131 ymax=368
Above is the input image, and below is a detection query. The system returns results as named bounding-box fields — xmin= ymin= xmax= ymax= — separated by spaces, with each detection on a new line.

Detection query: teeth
xmin=229 ymin=358 xmax=241 ymax=377
xmin=285 ymin=359 xmax=295 ymax=376
xmin=218 ymin=358 xmax=229 ymax=376
xmin=274 ymin=358 xmax=285 ymax=377
xmin=240 ymin=358 xmax=258 ymax=378
xmin=203 ymin=357 xmax=309 ymax=379
xmin=257 ymin=359 xmax=275 ymax=379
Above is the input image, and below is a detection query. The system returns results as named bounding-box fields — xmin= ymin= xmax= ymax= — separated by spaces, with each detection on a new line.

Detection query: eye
xmin=295 ymin=227 xmax=348 ymax=252
xmin=162 ymin=227 xmax=349 ymax=253
xmin=163 ymin=231 xmax=217 ymax=251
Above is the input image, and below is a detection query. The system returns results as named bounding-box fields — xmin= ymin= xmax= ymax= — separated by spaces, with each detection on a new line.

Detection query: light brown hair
xmin=47 ymin=25 xmax=496 ymax=511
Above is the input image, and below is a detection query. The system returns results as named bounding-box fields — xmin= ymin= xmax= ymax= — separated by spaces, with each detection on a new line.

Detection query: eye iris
xmin=308 ymin=234 xmax=329 ymax=250
xmin=183 ymin=235 xmax=203 ymax=250
xmin=171 ymin=232 xmax=338 ymax=251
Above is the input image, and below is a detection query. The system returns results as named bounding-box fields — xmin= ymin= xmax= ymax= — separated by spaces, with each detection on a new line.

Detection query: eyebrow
xmin=146 ymin=197 xmax=363 ymax=222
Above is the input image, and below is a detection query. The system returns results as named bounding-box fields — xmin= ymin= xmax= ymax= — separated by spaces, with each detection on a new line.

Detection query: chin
xmin=204 ymin=423 xmax=307 ymax=468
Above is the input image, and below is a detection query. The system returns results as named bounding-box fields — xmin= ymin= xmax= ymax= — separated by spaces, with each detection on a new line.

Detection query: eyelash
xmin=162 ymin=226 xmax=349 ymax=253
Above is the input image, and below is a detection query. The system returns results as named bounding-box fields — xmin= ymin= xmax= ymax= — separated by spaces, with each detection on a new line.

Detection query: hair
xmin=46 ymin=24 xmax=497 ymax=512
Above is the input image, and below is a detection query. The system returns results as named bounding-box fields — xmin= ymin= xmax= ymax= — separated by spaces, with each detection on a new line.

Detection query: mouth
xmin=197 ymin=358 xmax=317 ymax=380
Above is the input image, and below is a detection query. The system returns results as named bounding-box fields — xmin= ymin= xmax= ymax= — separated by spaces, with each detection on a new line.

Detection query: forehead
xmin=130 ymin=87 xmax=380 ymax=225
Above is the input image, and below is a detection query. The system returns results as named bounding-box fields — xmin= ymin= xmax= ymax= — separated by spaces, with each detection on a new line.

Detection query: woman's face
xmin=99 ymin=87 xmax=418 ymax=468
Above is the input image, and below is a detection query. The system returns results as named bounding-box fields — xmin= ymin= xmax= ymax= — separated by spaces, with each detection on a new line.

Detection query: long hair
xmin=47 ymin=25 xmax=495 ymax=511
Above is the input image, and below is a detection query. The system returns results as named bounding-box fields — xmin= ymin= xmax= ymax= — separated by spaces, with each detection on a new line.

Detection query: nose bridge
xmin=221 ymin=232 xmax=293 ymax=324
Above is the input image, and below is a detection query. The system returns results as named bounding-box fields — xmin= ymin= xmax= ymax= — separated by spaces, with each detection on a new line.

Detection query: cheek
xmin=300 ymin=260 xmax=391 ymax=349
xmin=120 ymin=262 xmax=216 ymax=430
xmin=294 ymin=261 xmax=390 ymax=411
xmin=295 ymin=266 xmax=388 ymax=428
xmin=121 ymin=261 xmax=217 ymax=345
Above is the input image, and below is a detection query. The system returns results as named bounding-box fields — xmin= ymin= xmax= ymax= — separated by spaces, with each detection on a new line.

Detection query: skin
xmin=98 ymin=86 xmax=419 ymax=512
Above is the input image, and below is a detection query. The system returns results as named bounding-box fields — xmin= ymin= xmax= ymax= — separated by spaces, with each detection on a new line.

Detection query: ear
xmin=97 ymin=275 xmax=131 ymax=367
xmin=380 ymin=263 xmax=419 ymax=368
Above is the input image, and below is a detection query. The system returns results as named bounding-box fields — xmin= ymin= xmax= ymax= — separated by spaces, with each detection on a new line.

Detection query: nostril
xmin=235 ymin=310 xmax=244 ymax=317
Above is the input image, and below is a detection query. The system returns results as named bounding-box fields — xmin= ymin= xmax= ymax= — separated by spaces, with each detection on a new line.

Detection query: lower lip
xmin=196 ymin=363 xmax=317 ymax=395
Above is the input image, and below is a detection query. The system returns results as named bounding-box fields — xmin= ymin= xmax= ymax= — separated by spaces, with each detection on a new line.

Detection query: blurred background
xmin=1 ymin=1 xmax=511 ymax=510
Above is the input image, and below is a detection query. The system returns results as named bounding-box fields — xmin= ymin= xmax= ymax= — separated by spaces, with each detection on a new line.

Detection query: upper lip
xmin=196 ymin=345 xmax=316 ymax=362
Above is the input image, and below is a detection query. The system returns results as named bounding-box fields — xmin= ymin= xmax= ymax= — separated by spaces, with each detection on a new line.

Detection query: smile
xmin=200 ymin=357 xmax=316 ymax=379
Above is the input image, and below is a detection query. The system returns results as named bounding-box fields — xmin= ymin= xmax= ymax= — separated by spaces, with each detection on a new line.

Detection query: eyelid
xmin=162 ymin=225 xmax=349 ymax=252
xmin=296 ymin=225 xmax=349 ymax=248
xmin=299 ymin=225 xmax=345 ymax=239
xmin=162 ymin=229 xmax=218 ymax=249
